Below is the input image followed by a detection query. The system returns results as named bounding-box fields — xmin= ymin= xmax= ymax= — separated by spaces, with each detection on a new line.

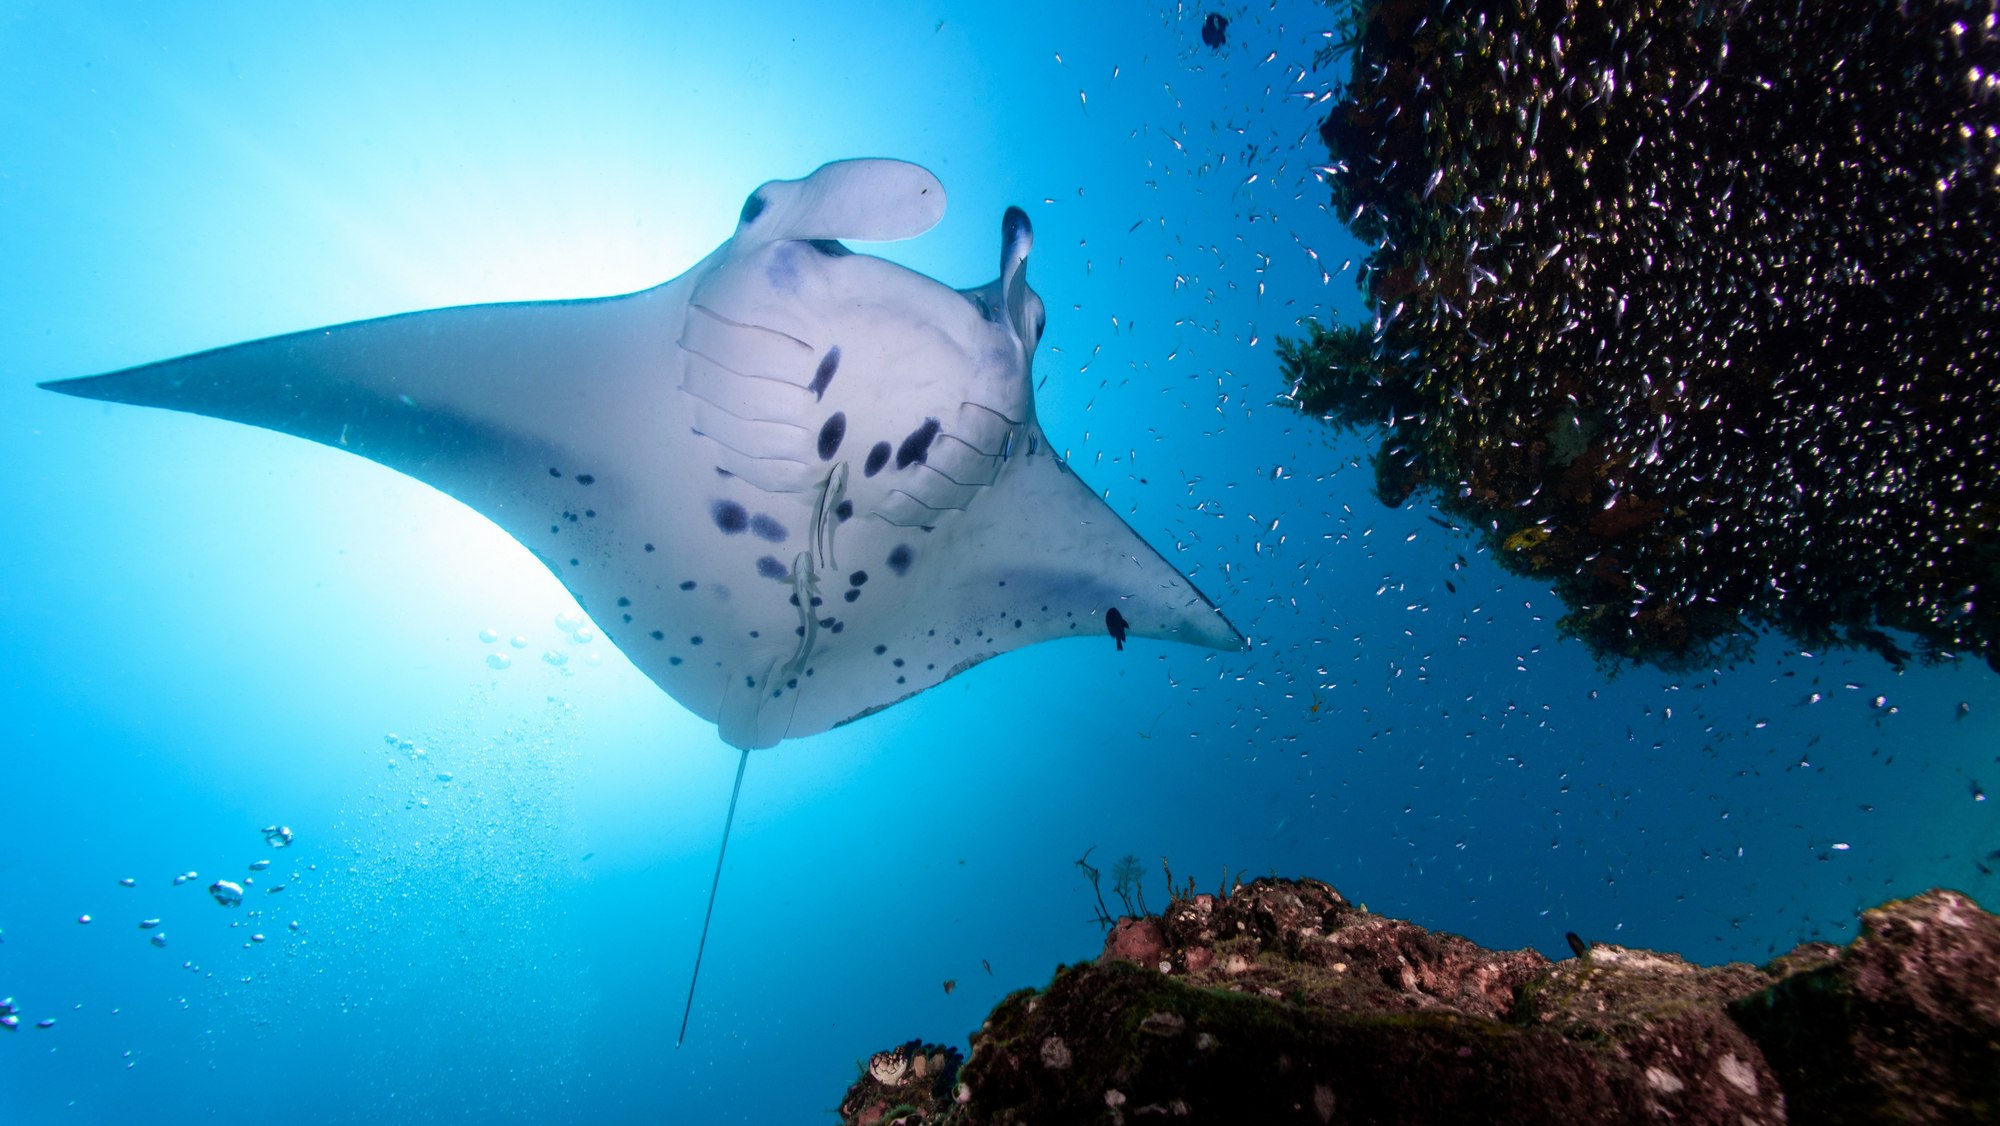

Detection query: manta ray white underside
xmin=42 ymin=158 xmax=1245 ymax=749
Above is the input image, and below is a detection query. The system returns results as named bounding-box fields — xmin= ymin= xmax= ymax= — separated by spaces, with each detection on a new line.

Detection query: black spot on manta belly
xmin=896 ymin=418 xmax=942 ymax=469
xmin=712 ymin=500 xmax=749 ymax=533
xmin=816 ymin=412 xmax=846 ymax=461
xmin=809 ymin=348 xmax=842 ymax=401
xmin=864 ymin=441 xmax=891 ymax=477
xmin=739 ymin=191 xmax=766 ymax=224
xmin=679 ymin=580 xmax=696 ymax=591
xmin=575 ymin=474 xmax=595 ymax=486
xmin=844 ymin=589 xmax=860 ymax=602
xmin=750 ymin=513 xmax=788 ymax=542
xmin=835 ymin=500 xmax=854 ymax=521
xmin=887 ymin=544 xmax=914 ymax=575
xmin=849 ymin=570 xmax=868 ymax=586
xmin=764 ymin=247 xmax=803 ymax=293
xmin=756 ymin=556 xmax=788 ymax=579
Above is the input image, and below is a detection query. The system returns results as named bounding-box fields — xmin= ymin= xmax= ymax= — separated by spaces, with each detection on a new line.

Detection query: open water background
xmin=2 ymin=2 xmax=1994 ymax=1121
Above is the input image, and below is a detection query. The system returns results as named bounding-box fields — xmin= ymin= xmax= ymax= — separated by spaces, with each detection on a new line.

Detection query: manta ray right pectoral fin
xmin=37 ymin=288 xmax=682 ymax=568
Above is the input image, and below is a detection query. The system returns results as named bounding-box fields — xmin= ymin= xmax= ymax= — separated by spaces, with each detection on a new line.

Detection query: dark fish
xmin=1565 ymin=931 xmax=1590 ymax=958
xmin=1105 ymin=607 xmax=1130 ymax=650
xmin=1201 ymin=12 xmax=1228 ymax=50
xmin=942 ymin=979 xmax=956 ymax=995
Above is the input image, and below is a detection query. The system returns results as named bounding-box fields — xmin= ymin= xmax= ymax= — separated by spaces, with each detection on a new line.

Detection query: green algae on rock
xmin=1281 ymin=0 xmax=2000 ymax=674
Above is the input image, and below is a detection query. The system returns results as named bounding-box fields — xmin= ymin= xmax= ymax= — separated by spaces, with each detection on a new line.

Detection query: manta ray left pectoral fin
xmin=952 ymin=431 xmax=1247 ymax=654
xmin=782 ymin=427 xmax=1246 ymax=742
xmin=39 ymin=287 xmax=684 ymax=572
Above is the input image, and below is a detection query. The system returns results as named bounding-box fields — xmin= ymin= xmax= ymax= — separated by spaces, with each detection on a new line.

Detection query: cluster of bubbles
xmin=169 ymin=826 xmax=299 ymax=946
xmin=380 ymin=733 xmax=459 ymax=795
xmin=479 ymin=609 xmax=599 ymax=671
xmin=0 ymin=995 xmax=55 ymax=1031
xmin=1284 ymin=0 xmax=1999 ymax=672
xmin=8 ymin=828 xmax=305 ymax=1035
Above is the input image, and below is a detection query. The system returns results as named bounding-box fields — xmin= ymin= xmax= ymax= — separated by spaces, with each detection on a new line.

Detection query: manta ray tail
xmin=678 ymin=746 xmax=752 ymax=1047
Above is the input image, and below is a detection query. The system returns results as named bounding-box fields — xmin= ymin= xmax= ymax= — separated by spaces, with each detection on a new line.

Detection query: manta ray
xmin=42 ymin=157 xmax=1245 ymax=1041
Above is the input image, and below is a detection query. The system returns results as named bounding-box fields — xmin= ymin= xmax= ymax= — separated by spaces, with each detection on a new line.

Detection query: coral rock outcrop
xmin=838 ymin=879 xmax=2000 ymax=1124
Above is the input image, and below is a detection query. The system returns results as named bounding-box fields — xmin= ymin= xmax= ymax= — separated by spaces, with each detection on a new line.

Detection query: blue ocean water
xmin=1 ymin=2 xmax=1993 ymax=1122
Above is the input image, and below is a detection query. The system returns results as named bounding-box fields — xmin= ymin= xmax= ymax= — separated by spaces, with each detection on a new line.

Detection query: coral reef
xmin=838 ymin=1039 xmax=965 ymax=1126
xmin=1282 ymin=0 xmax=2000 ymax=673
xmin=838 ymin=878 xmax=2000 ymax=1124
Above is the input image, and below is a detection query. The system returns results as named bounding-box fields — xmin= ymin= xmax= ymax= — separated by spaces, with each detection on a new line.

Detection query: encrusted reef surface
xmin=837 ymin=878 xmax=2000 ymax=1125
xmin=1281 ymin=0 xmax=2000 ymax=673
